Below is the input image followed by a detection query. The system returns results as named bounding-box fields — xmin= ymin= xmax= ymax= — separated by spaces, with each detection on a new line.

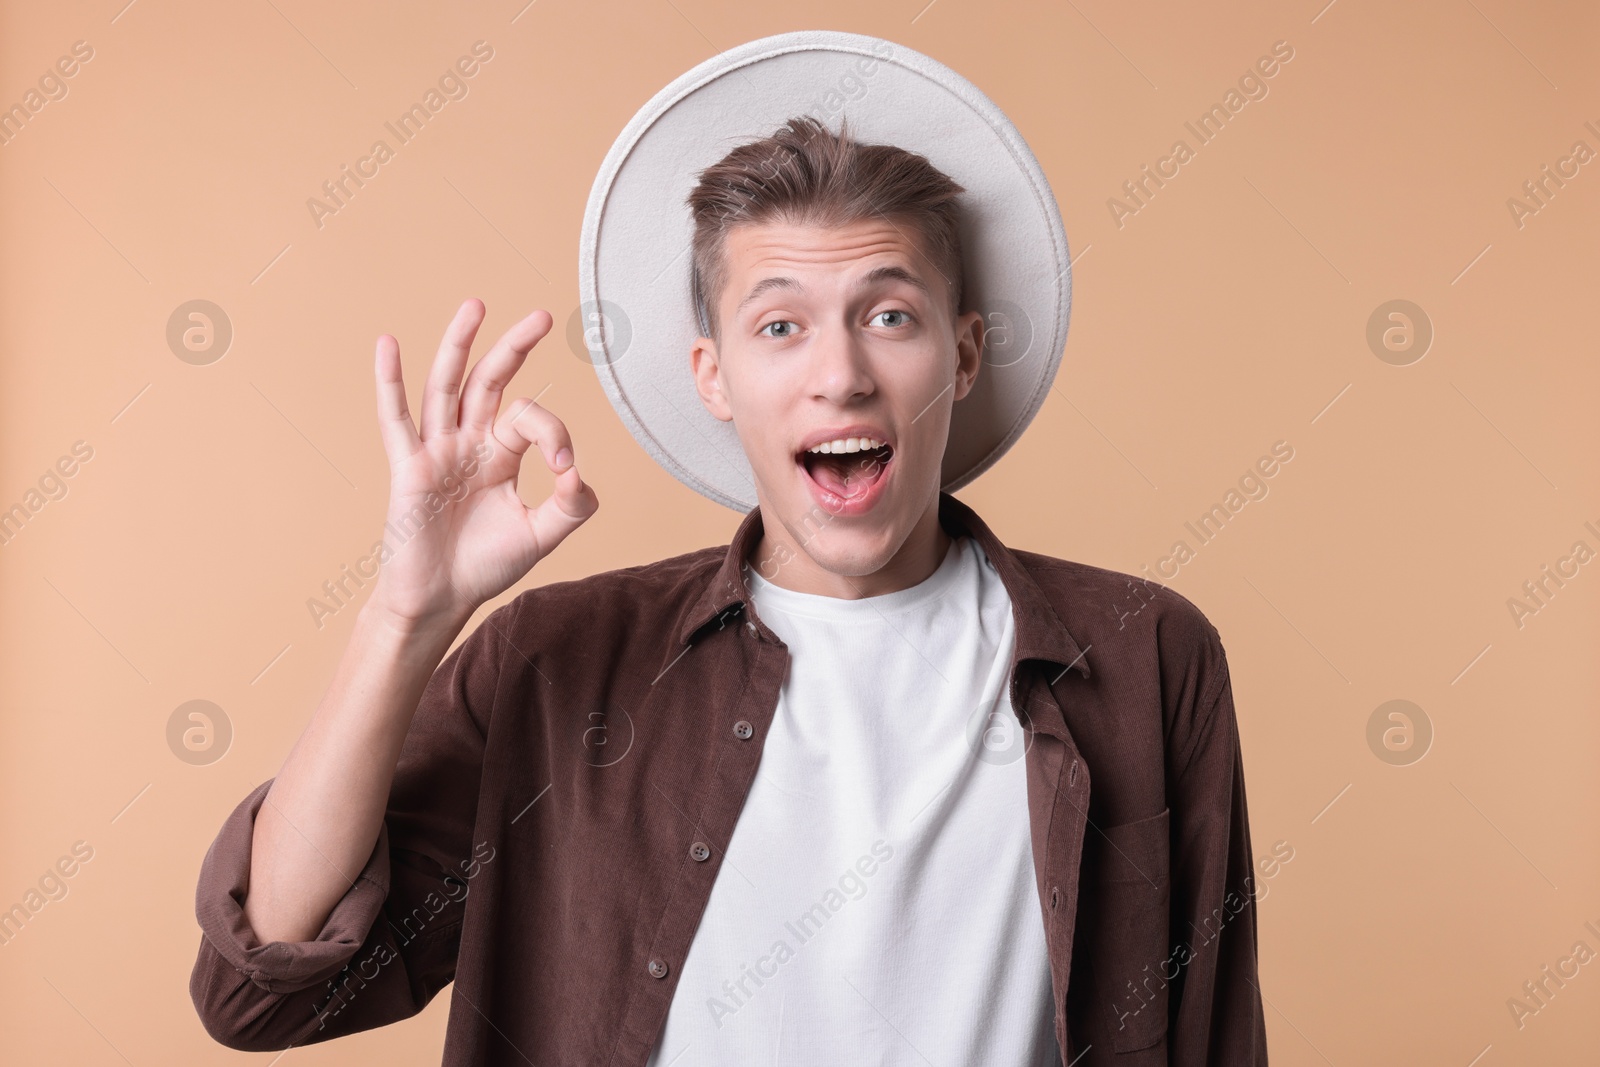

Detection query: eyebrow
xmin=734 ymin=264 xmax=934 ymax=314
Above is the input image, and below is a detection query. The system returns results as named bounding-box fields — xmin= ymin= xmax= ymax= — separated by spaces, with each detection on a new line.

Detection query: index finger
xmin=491 ymin=397 xmax=575 ymax=475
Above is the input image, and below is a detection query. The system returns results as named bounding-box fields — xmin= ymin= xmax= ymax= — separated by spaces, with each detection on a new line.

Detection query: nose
xmin=807 ymin=324 xmax=875 ymax=406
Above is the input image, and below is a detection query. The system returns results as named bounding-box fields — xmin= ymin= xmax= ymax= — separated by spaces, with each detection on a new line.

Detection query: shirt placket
xmin=612 ymin=616 xmax=788 ymax=1066
xmin=1021 ymin=672 xmax=1092 ymax=1065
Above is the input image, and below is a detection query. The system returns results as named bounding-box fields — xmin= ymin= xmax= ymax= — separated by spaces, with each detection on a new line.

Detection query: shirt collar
xmin=677 ymin=491 xmax=1092 ymax=681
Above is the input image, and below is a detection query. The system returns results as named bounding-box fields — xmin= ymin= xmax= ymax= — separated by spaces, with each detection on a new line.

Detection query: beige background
xmin=2 ymin=0 xmax=1596 ymax=1063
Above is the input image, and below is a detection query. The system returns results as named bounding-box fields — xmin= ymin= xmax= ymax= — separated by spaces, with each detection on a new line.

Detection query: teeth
xmin=806 ymin=436 xmax=886 ymax=455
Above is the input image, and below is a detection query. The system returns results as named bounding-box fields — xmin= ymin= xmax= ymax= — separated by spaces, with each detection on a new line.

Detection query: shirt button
xmin=648 ymin=958 xmax=669 ymax=979
xmin=690 ymin=841 xmax=711 ymax=862
xmin=732 ymin=720 xmax=753 ymax=740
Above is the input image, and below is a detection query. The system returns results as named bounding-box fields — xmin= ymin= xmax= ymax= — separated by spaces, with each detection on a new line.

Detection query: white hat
xmin=577 ymin=29 xmax=1072 ymax=513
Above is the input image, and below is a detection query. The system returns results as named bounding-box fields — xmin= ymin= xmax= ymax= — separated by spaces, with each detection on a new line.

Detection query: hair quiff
xmin=685 ymin=114 xmax=967 ymax=343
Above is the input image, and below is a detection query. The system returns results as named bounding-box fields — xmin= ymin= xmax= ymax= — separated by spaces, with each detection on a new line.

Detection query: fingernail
xmin=555 ymin=447 xmax=573 ymax=469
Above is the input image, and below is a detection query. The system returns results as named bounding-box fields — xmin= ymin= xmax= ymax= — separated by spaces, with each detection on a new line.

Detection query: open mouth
xmin=797 ymin=442 xmax=895 ymax=504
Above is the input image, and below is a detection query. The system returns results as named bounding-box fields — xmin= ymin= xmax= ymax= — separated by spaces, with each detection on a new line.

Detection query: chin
xmin=791 ymin=536 xmax=897 ymax=579
xmin=773 ymin=492 xmax=910 ymax=570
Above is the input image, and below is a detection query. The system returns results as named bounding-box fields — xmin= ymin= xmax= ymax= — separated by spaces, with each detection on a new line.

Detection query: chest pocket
xmin=1085 ymin=806 xmax=1172 ymax=1055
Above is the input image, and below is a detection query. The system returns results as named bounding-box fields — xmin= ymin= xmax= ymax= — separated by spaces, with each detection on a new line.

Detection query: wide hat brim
xmin=577 ymin=29 xmax=1072 ymax=513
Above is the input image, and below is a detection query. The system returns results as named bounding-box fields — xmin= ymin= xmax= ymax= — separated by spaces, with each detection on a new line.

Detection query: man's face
xmin=690 ymin=217 xmax=984 ymax=587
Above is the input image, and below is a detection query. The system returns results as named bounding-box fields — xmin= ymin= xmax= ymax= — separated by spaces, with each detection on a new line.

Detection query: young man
xmin=190 ymin=34 xmax=1265 ymax=1067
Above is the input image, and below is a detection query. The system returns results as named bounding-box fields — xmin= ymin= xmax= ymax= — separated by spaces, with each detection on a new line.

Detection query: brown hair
xmin=685 ymin=114 xmax=966 ymax=343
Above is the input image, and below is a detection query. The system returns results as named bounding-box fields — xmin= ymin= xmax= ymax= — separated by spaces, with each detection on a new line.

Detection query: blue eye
xmin=871 ymin=309 xmax=912 ymax=328
xmin=759 ymin=320 xmax=796 ymax=338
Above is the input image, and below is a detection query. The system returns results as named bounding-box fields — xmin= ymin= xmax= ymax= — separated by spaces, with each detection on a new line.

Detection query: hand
xmin=367 ymin=299 xmax=598 ymax=630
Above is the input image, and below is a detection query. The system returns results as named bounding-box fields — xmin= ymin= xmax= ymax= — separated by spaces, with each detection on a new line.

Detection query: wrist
xmin=357 ymin=596 xmax=473 ymax=654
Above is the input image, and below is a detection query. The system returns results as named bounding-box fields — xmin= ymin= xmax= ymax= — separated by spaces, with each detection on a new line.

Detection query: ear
xmin=952 ymin=309 xmax=985 ymax=402
xmin=691 ymin=335 xmax=734 ymax=422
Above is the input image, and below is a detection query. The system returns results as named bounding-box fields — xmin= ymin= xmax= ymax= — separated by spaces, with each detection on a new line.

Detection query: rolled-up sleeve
xmin=189 ymin=598 xmax=518 ymax=1051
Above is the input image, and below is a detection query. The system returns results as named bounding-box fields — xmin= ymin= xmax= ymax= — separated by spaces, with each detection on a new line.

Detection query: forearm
xmin=242 ymin=601 xmax=470 ymax=945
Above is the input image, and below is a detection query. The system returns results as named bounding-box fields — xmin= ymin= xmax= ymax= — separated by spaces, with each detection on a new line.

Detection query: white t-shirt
xmin=645 ymin=534 xmax=1060 ymax=1066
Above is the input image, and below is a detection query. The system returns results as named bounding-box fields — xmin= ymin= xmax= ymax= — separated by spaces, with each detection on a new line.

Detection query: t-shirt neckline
xmin=744 ymin=535 xmax=971 ymax=622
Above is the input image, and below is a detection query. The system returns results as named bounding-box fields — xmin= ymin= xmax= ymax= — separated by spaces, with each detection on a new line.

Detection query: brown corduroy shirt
xmin=189 ymin=491 xmax=1267 ymax=1065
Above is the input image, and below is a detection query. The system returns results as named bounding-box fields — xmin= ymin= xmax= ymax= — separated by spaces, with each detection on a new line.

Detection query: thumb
xmin=527 ymin=464 xmax=598 ymax=557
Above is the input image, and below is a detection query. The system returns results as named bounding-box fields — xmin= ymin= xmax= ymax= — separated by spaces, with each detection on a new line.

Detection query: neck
xmin=748 ymin=494 xmax=952 ymax=599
